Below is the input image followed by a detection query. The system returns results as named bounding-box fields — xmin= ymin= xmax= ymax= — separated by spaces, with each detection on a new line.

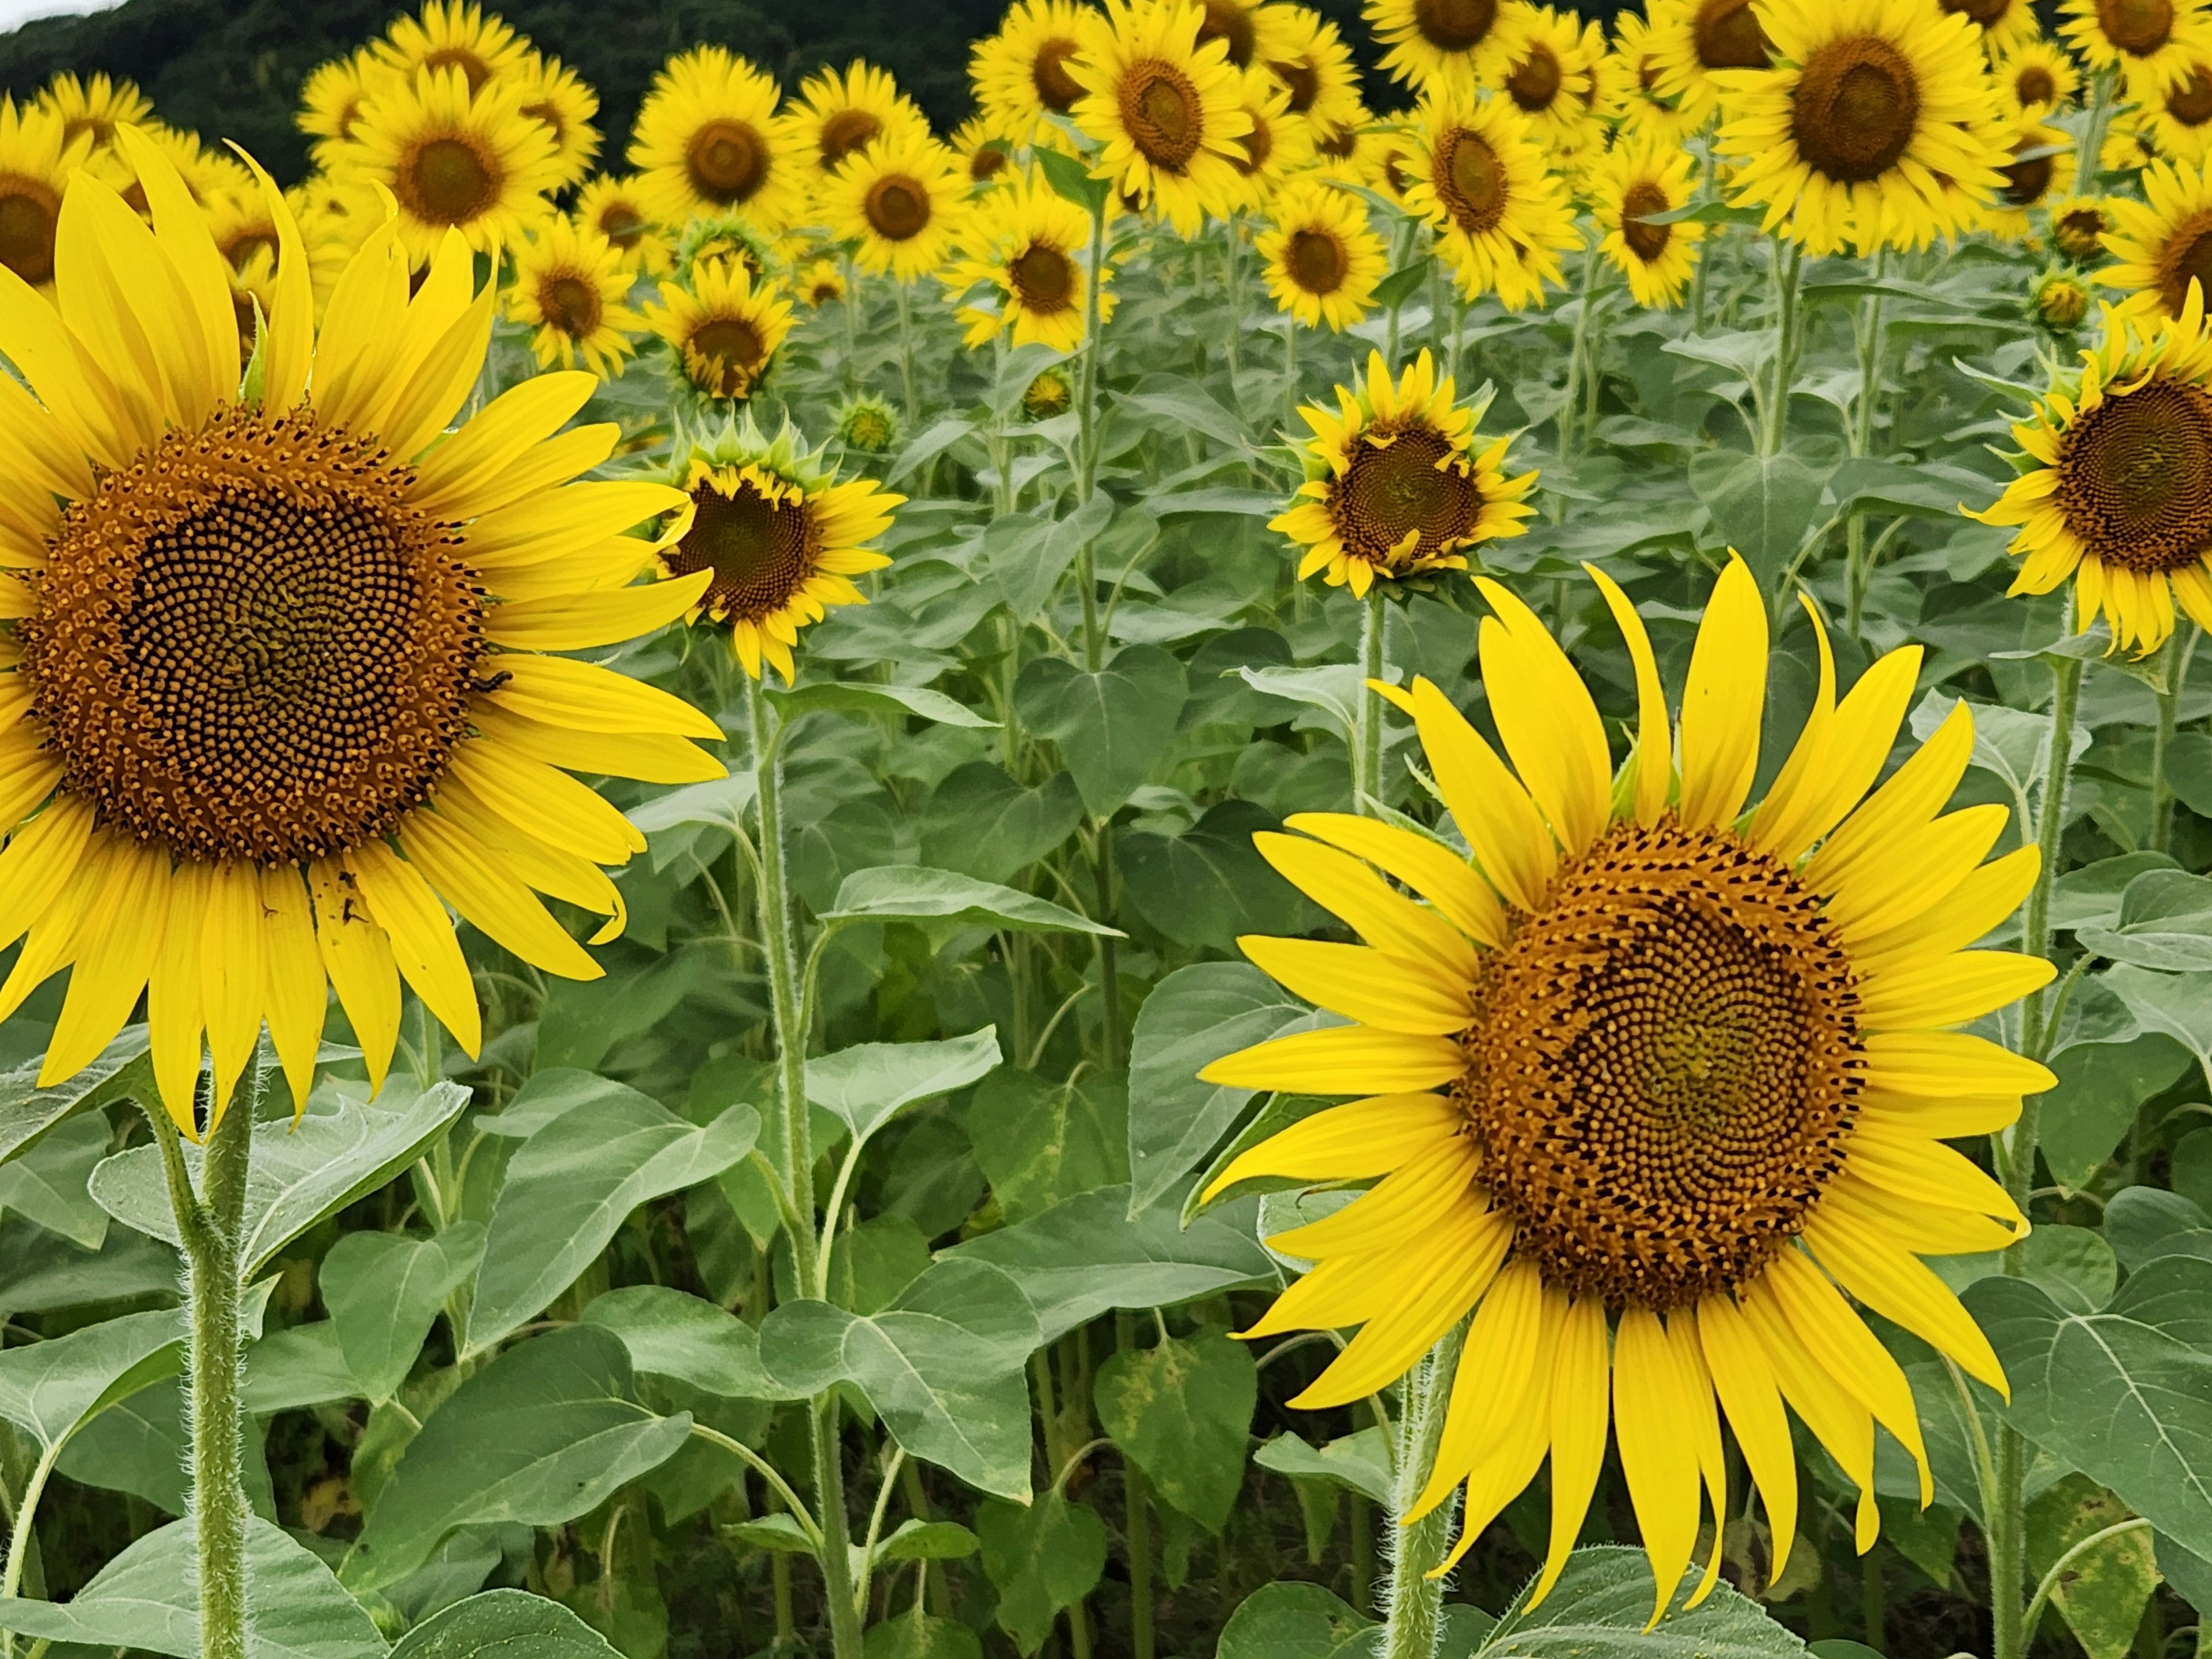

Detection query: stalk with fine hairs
xmin=1378 ymin=1323 xmax=1468 ymax=1658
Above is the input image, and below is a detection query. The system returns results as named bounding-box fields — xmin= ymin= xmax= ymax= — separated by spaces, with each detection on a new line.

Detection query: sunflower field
xmin=2 ymin=0 xmax=2212 ymax=1656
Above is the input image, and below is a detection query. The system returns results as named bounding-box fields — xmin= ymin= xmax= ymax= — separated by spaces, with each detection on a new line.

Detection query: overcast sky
xmin=0 ymin=0 xmax=120 ymax=31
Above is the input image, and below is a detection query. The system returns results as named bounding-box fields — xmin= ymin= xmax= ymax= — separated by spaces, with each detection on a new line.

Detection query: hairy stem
xmin=1357 ymin=589 xmax=1388 ymax=816
xmin=1379 ymin=1323 xmax=1467 ymax=1659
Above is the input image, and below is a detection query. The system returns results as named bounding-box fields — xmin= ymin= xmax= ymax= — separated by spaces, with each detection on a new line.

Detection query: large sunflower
xmin=786 ymin=60 xmax=930 ymax=177
xmin=1609 ymin=10 xmax=1698 ymax=143
xmin=1223 ymin=63 xmax=1316 ymax=207
xmin=1983 ymin=119 xmax=2077 ymax=238
xmin=298 ymin=50 xmax=380 ymax=171
xmin=1483 ymin=3 xmax=1599 ymax=153
xmin=1993 ymin=38 xmax=2081 ymax=118
xmin=1645 ymin=0 xmax=1777 ymax=127
xmin=2059 ymin=0 xmax=2212 ymax=89
xmin=1200 ymin=556 xmax=2052 ymax=1616
xmin=2100 ymin=155 xmax=2212 ymax=317
xmin=1713 ymin=0 xmax=2010 ymax=257
xmin=35 ymin=71 xmax=151 ymax=155
xmin=1967 ymin=286 xmax=2212 ymax=651
xmin=2132 ymin=53 xmax=2212 ymax=162
xmin=945 ymin=168 xmax=1115 ymax=351
xmin=0 ymin=99 xmax=92 ymax=291
xmin=1367 ymin=0 xmax=1512 ymax=90
xmin=371 ymin=0 xmax=531 ymax=96
xmin=643 ymin=256 xmax=795 ymax=404
xmin=1196 ymin=0 xmax=1297 ymax=69
xmin=1592 ymin=135 xmax=1705 ymax=307
xmin=516 ymin=55 xmax=603 ymax=188
xmin=575 ymin=173 xmax=671 ymax=275
xmin=1938 ymin=0 xmax=2041 ymax=50
xmin=972 ymin=0 xmax=1101 ymax=139
xmin=1271 ymin=350 xmax=1536 ymax=593
xmin=1264 ymin=6 xmax=1366 ymax=128
xmin=336 ymin=67 xmax=562 ymax=260
xmin=1255 ymin=177 xmax=1386 ymax=329
xmin=1067 ymin=0 xmax=1255 ymax=237
xmin=665 ymin=422 xmax=903 ymax=682
xmin=0 ymin=128 xmax=719 ymax=1131
xmin=827 ymin=130 xmax=967 ymax=281
xmin=1400 ymin=85 xmax=1577 ymax=308
xmin=628 ymin=47 xmax=805 ymax=232
xmin=506 ymin=215 xmax=643 ymax=378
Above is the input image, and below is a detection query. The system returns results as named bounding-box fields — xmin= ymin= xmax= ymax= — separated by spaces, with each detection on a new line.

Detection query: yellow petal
xmin=1859 ymin=1030 xmax=2056 ymax=1098
xmin=1614 ymin=1306 xmax=1705 ymax=1627
xmin=1697 ymin=1294 xmax=1798 ymax=1585
xmin=310 ymin=857 xmax=402 ymax=1096
xmin=398 ymin=809 xmax=602 ymax=982
xmin=1851 ymin=845 xmax=2040 ymax=978
xmin=0 ymin=795 xmax=95 ymax=948
xmin=1199 ymin=1023 xmax=1468 ymax=1094
xmin=145 ymin=860 xmax=209 ymax=1134
xmin=1283 ymin=812 xmax=1506 ymax=948
xmin=1238 ymin=936 xmax=1471 ymax=1034
xmin=469 ymin=703 xmax=725 ymax=786
xmin=1255 ymin=831 xmax=1482 ymax=983
xmin=483 ymin=653 xmax=724 ymax=739
xmin=1825 ymin=805 xmax=2009 ymax=941
xmin=1760 ymin=1248 xmax=1931 ymax=1506
xmin=1740 ymin=1281 xmax=1881 ymax=1552
xmin=1677 ymin=555 xmax=1767 ymax=831
xmin=445 ymin=735 xmax=647 ymax=865
xmin=345 ymin=841 xmax=481 ymax=1060
xmin=1203 ymin=1093 xmax=1463 ymax=1199
xmin=1408 ymin=676 xmax=1556 ymax=912
xmin=1802 ymin=1206 xmax=2008 ymax=1395
xmin=1264 ymin=1140 xmax=1480 ymax=1259
xmin=1475 ymin=580 xmax=1612 ymax=857
xmin=1750 ymin=645 xmax=1923 ymax=864
xmin=200 ymin=859 xmax=266 ymax=1123
xmin=482 ymin=570 xmax=712 ymax=652
xmin=43 ymin=837 xmax=167 ymax=1092
xmin=259 ymin=863 xmax=325 ymax=1117
xmin=1858 ymin=950 xmax=2055 ymax=1029
xmin=1414 ymin=1257 xmax=1547 ymax=1518
xmin=1532 ymin=1291 xmax=1611 ymax=1607
xmin=1804 ymin=701 xmax=1972 ymax=899
xmin=1586 ymin=563 xmax=1671 ymax=826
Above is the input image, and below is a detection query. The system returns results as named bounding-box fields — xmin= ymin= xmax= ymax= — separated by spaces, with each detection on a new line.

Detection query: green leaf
xmin=344 ymin=1327 xmax=691 ymax=1592
xmin=1119 ymin=800 xmax=1317 ymax=952
xmin=0 ymin=1206 xmax=172 ymax=1320
xmin=387 ymin=1589 xmax=626 ymax=1658
xmin=1233 ymin=664 xmax=1363 ymax=741
xmin=1827 ymin=456 xmax=2003 ymax=520
xmin=1371 ymin=258 xmax=1433 ymax=309
xmin=581 ymin=1284 xmax=789 ymax=1399
xmin=873 ymin=1518 xmax=981 ymax=1563
xmin=726 ymin=1514 xmax=817 ymax=1555
xmin=0 ymin=1111 xmax=113 ymax=1248
xmin=807 ymin=1027 xmax=1005 ymax=1151
xmin=0 ymin=1306 xmax=180 ymax=1452
xmin=945 ymin=1185 xmax=1274 ymax=1343
xmin=1688 ymin=450 xmax=1832 ymax=594
xmin=1030 ymin=142 xmax=1108 ymax=214
xmin=1094 ymin=1331 xmax=1257 ymax=1531
xmin=987 ymin=493 xmax=1109 ymax=622
xmin=0 ymin=1027 xmax=147 ymax=1168
xmin=464 ymin=1091 xmax=757 ymax=1354
xmin=864 ymin=1613 xmax=984 ymax=1659
xmin=245 ymin=1321 xmax=359 ymax=1413
xmin=964 ymin=1069 xmax=1127 ymax=1224
xmin=1253 ymin=1427 xmax=1394 ymax=1507
xmin=976 ymin=1493 xmax=1107 ymax=1656
xmin=1126 ymin=963 xmax=1315 ymax=1214
xmin=920 ymin=765 xmax=1086 ymax=885
xmin=1014 ymin=646 xmax=1188 ymax=817
xmin=2027 ymin=1474 xmax=2158 ymax=1659
xmin=2039 ymin=1032 xmax=2191 ymax=1192
xmin=756 ymin=1257 xmax=1041 ymax=1499
xmin=2103 ymin=1186 xmax=2212 ymax=1270
xmin=2080 ymin=870 xmax=2212 ymax=971
xmin=824 ymin=866 xmax=1117 ymax=937
xmin=1216 ymin=1581 xmax=1373 ymax=1659
xmin=0 ymin=1515 xmax=383 ymax=1659
xmin=322 ymin=1225 xmax=483 ymax=1402
xmin=2105 ymin=965 xmax=2212 ymax=1090
xmin=1474 ymin=1546 xmax=1810 ymax=1653
xmin=90 ymin=1080 xmax=473 ymax=1277
xmin=1967 ymin=1255 xmax=2212 ymax=1559
xmin=2055 ymin=854 xmax=2183 ymax=933
xmin=769 ymin=680 xmax=998 ymax=729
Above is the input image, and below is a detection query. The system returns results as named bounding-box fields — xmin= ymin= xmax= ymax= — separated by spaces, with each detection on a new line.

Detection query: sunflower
xmin=643 ymin=257 xmax=795 ymax=403
xmin=506 ymin=215 xmax=643 ymax=378
xmin=786 ymin=60 xmax=930 ymax=178
xmin=1968 ymin=286 xmax=2212 ymax=650
xmin=2132 ymin=53 xmax=2212 ymax=162
xmin=799 ymin=257 xmax=849 ymax=306
xmin=1993 ymin=38 xmax=2081 ymax=118
xmin=972 ymin=0 xmax=1102 ymax=139
xmin=673 ymin=212 xmax=778 ymax=286
xmin=1645 ymin=0 xmax=1775 ymax=127
xmin=1203 ymin=558 xmax=2052 ymax=1618
xmin=1265 ymin=6 xmax=1366 ymax=128
xmin=1256 ymin=178 xmax=1387 ymax=329
xmin=834 ymin=393 xmax=902 ymax=454
xmin=2052 ymin=193 xmax=2116 ymax=260
xmin=36 ymin=71 xmax=151 ymax=154
xmin=1483 ymin=3 xmax=1599 ymax=152
xmin=2032 ymin=266 xmax=2092 ymax=328
xmin=1368 ymin=0 xmax=1513 ymax=90
xmin=945 ymin=169 xmax=1114 ymax=351
xmin=0 ymin=127 xmax=719 ymax=1130
xmin=515 ymin=55 xmax=602 ymax=187
xmin=828 ymin=130 xmax=967 ymax=280
xmin=372 ymin=0 xmax=531 ymax=95
xmin=1271 ymin=350 xmax=1536 ymax=593
xmin=1938 ymin=0 xmax=2041 ymax=50
xmin=2103 ymin=115 xmax=2163 ymax=174
xmin=1713 ymin=0 xmax=2011 ymax=257
xmin=1592 ymin=137 xmax=1705 ymax=306
xmin=1984 ymin=119 xmax=2077 ymax=237
xmin=1024 ymin=366 xmax=1075 ymax=417
xmin=0 ymin=100 xmax=92 ymax=291
xmin=2100 ymin=155 xmax=2212 ymax=318
xmin=2059 ymin=0 xmax=2212 ymax=88
xmin=96 ymin=124 xmax=254 ymax=213
xmin=1401 ymin=85 xmax=1578 ymax=308
xmin=336 ymin=68 xmax=560 ymax=260
xmin=1224 ymin=64 xmax=1316 ymax=206
xmin=629 ymin=47 xmax=805 ymax=232
xmin=664 ymin=421 xmax=902 ymax=683
xmin=1609 ymin=10 xmax=1698 ymax=142
xmin=298 ymin=50 xmax=381 ymax=170
xmin=1196 ymin=0 xmax=1297 ymax=69
xmin=289 ymin=173 xmax=388 ymax=304
xmin=575 ymin=174 xmax=671 ymax=275
xmin=206 ymin=185 xmax=284 ymax=281
xmin=1068 ymin=0 xmax=1255 ymax=237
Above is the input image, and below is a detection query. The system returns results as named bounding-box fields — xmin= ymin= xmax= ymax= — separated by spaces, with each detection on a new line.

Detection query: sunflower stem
xmin=1758 ymin=236 xmax=1803 ymax=457
xmin=2078 ymin=68 xmax=2116 ymax=200
xmin=1844 ymin=253 xmax=1888 ymax=641
xmin=1378 ymin=1321 xmax=1466 ymax=1659
xmin=894 ymin=282 xmax=919 ymax=427
xmin=1560 ymin=233 xmax=1601 ymax=471
xmin=2150 ymin=626 xmax=2198 ymax=854
xmin=1356 ymin=588 xmax=1388 ymax=816
xmin=1690 ymin=122 xmax=1719 ymax=335
xmin=1115 ymin=1312 xmax=1156 ymax=1659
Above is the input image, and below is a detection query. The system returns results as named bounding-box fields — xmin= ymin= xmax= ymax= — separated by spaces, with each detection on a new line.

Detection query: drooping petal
xmin=1676 ymin=555 xmax=1767 ymax=831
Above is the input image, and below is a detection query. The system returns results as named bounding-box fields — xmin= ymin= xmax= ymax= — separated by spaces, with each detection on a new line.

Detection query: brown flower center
xmin=1506 ymin=43 xmax=1563 ymax=112
xmin=819 ymin=108 xmax=882 ymax=168
xmin=2001 ymin=142 xmax=2056 ymax=206
xmin=863 ymin=174 xmax=931 ymax=241
xmin=1273 ymin=55 xmax=1321 ymax=113
xmin=18 ymin=406 xmax=481 ymax=864
xmin=1620 ymin=180 xmax=1673 ymax=262
xmin=421 ymin=46 xmax=494 ymax=94
xmin=1286 ymin=226 xmax=1349 ymax=294
xmin=687 ymin=119 xmax=768 ymax=205
xmin=1434 ymin=128 xmax=1508 ymax=233
xmin=669 ymin=478 xmax=817 ymax=623
xmin=2055 ymin=204 xmax=2111 ymax=260
xmin=2172 ymin=67 xmax=2212 ymax=124
xmin=2058 ymin=377 xmax=2212 ymax=571
xmin=1234 ymin=109 xmax=1274 ymax=175
xmin=2157 ymin=210 xmax=2212 ymax=316
xmin=1694 ymin=0 xmax=1772 ymax=71
xmin=1032 ymin=37 xmax=1085 ymax=112
xmin=1791 ymin=36 xmax=1921 ymax=184
xmin=597 ymin=202 xmax=646 ymax=249
xmin=1199 ymin=0 xmax=1257 ymax=66
xmin=1332 ymin=424 xmax=1480 ymax=566
xmin=2100 ymin=0 xmax=2175 ymax=55
xmin=1120 ymin=59 xmax=1205 ymax=170
xmin=1413 ymin=0 xmax=1497 ymax=52
xmin=2015 ymin=65 xmax=2058 ymax=107
xmin=1316 ymin=120 xmax=1359 ymax=160
xmin=1458 ymin=820 xmax=1862 ymax=1311
xmin=219 ymin=226 xmax=279 ymax=273
xmin=521 ymin=99 xmax=567 ymax=145
xmin=0 ymin=177 xmax=61 ymax=286
xmin=971 ymin=144 xmax=1009 ymax=181
xmin=685 ymin=316 xmax=770 ymax=399
xmin=397 ymin=134 xmax=501 ymax=226
xmin=539 ymin=272 xmax=600 ymax=336
xmin=1010 ymin=241 xmax=1076 ymax=312
xmin=1940 ymin=0 xmax=2013 ymax=24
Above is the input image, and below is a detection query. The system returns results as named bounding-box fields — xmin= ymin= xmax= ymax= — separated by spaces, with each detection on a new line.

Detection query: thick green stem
xmin=1379 ymin=1323 xmax=1467 ymax=1659
xmin=1759 ymin=238 xmax=1804 ymax=457
xmin=2150 ymin=627 xmax=2198 ymax=854
xmin=0 ymin=1442 xmax=58 ymax=1639
xmin=1559 ymin=237 xmax=1600 ymax=469
xmin=2079 ymin=69 xmax=2117 ymax=199
xmin=808 ymin=1397 xmax=865 ymax=1658
xmin=1116 ymin=1312 xmax=1155 ymax=1659
xmin=894 ymin=283 xmax=919 ymax=426
xmin=1690 ymin=126 xmax=1719 ymax=334
xmin=1844 ymin=257 xmax=1888 ymax=637
xmin=1356 ymin=589 xmax=1388 ymax=815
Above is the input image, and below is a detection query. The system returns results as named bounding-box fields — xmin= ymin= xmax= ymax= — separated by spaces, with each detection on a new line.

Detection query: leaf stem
xmin=1357 ymin=588 xmax=1388 ymax=817
xmin=2021 ymin=1518 xmax=2153 ymax=1652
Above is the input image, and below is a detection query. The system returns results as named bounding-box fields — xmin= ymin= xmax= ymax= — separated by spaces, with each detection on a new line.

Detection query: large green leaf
xmin=1118 ymin=800 xmax=1316 ymax=952
xmin=2040 ymin=1032 xmax=2191 ymax=1193
xmin=975 ymin=1493 xmax=1107 ymax=1657
xmin=2105 ymin=965 xmax=2212 ymax=1089
xmin=769 ymin=680 xmax=998 ymax=730
xmin=323 ymin=1225 xmax=483 ymax=1402
xmin=806 ymin=1027 xmax=1003 ymax=1151
xmin=863 ymin=1612 xmax=984 ymax=1659
xmin=963 ymin=1068 xmax=1127 ymax=1224
xmin=386 ymin=1589 xmax=624 ymax=1658
xmin=756 ymin=1257 xmax=1040 ymax=1499
xmin=824 ymin=866 xmax=1117 ymax=937
xmin=0 ymin=1516 xmax=383 ymax=1659
xmin=344 ymin=1327 xmax=691 ymax=1592
xmin=581 ymin=1285 xmax=789 ymax=1399
xmin=1474 ymin=1546 xmax=1810 ymax=1654
xmin=1013 ymin=645 xmax=1187 ymax=817
xmin=0 ymin=1214 xmax=176 ymax=1318
xmin=0 ymin=1306 xmax=180 ymax=1452
xmin=0 ymin=1027 xmax=147 ymax=1168
xmin=1967 ymin=1255 xmax=2212 ymax=1558
xmin=1688 ymin=451 xmax=1831 ymax=594
xmin=0 ymin=1111 xmax=113 ymax=1248
xmin=1093 ymin=1331 xmax=1256 ymax=1531
xmin=464 ymin=1089 xmax=757 ymax=1354
xmin=2027 ymin=1473 xmax=2158 ymax=1659
xmin=2078 ymin=870 xmax=2212 ymax=971
xmin=1216 ymin=1582 xmax=1374 ymax=1659
xmin=919 ymin=764 xmax=1085 ymax=885
xmin=1253 ymin=1428 xmax=1394 ymax=1506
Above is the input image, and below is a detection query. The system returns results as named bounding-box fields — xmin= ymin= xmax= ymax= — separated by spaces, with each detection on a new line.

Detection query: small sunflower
xmin=287 ymin=172 xmax=385 ymax=304
xmin=673 ymin=212 xmax=777 ymax=287
xmin=0 ymin=99 xmax=92 ymax=291
xmin=1256 ymin=177 xmax=1387 ymax=329
xmin=972 ymin=0 xmax=1101 ymax=139
xmin=786 ymin=60 xmax=930 ymax=177
xmin=0 ymin=128 xmax=720 ymax=1128
xmin=2133 ymin=54 xmax=2212 ymax=162
xmin=1592 ymin=136 xmax=1705 ymax=307
xmin=372 ymin=0 xmax=531 ymax=95
xmin=515 ymin=55 xmax=602 ymax=188
xmin=828 ymin=130 xmax=967 ymax=281
xmin=1025 ymin=365 xmax=1075 ymax=416
xmin=952 ymin=116 xmax=1018 ymax=189
xmin=575 ymin=174 xmax=671 ymax=275
xmin=643 ymin=257 xmax=795 ymax=403
xmin=506 ymin=215 xmax=643 ymax=378
xmin=33 ymin=71 xmax=150 ymax=154
xmin=1067 ymin=0 xmax=1255 ymax=237
xmin=1484 ymin=3 xmax=1599 ymax=153
xmin=1938 ymin=0 xmax=2041 ymax=50
xmin=2103 ymin=115 xmax=2164 ymax=174
xmin=2059 ymin=0 xmax=2212 ymax=88
xmin=1224 ymin=63 xmax=1317 ymax=206
xmin=1993 ymin=39 xmax=2082 ymax=118
xmin=1401 ymin=84 xmax=1578 ymax=308
xmin=1271 ymin=350 xmax=1536 ymax=593
xmin=1610 ymin=10 xmax=1698 ymax=142
xmin=1646 ymin=0 xmax=1777 ymax=127
xmin=1968 ymin=286 xmax=2212 ymax=650
xmin=1202 ymin=556 xmax=2051 ymax=1618
xmin=298 ymin=50 xmax=381 ymax=170
xmin=945 ymin=168 xmax=1113 ymax=351
xmin=834 ymin=393 xmax=902 ymax=454
xmin=96 ymin=123 xmax=253 ymax=213
xmin=206 ymin=185 xmax=284 ymax=282
xmin=2032 ymin=266 xmax=2092 ymax=328
xmin=629 ymin=47 xmax=805 ymax=232
xmin=1714 ymin=0 xmax=2011 ymax=257
xmin=2052 ymin=194 xmax=2116 ymax=260
xmin=799 ymin=257 xmax=849 ymax=306
xmin=337 ymin=68 xmax=560 ymax=260
xmin=1984 ymin=120 xmax=2077 ymax=238
xmin=1196 ymin=0 xmax=1297 ymax=69
xmin=1265 ymin=6 xmax=1366 ymax=128
xmin=2101 ymin=156 xmax=2212 ymax=317
xmin=1368 ymin=0 xmax=1513 ymax=91
xmin=664 ymin=421 xmax=903 ymax=682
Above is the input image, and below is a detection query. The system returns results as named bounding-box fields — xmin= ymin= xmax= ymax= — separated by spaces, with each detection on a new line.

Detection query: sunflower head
xmin=829 ymin=130 xmax=967 ymax=280
xmin=834 ymin=393 xmax=902 ymax=454
xmin=1487 ymin=3 xmax=1600 ymax=151
xmin=1366 ymin=0 xmax=1511 ymax=89
xmin=34 ymin=70 xmax=152 ymax=153
xmin=1255 ymin=176 xmax=1387 ymax=329
xmin=2061 ymin=0 xmax=2212 ymax=75
xmin=944 ymin=168 xmax=1112 ymax=353
xmin=1066 ymin=0 xmax=1256 ymax=237
xmin=789 ymin=59 xmax=930 ymax=175
xmin=628 ymin=46 xmax=804 ymax=230
xmin=1592 ymin=135 xmax=1706 ymax=308
xmin=1024 ymin=365 xmax=1075 ymax=418
xmin=673 ymin=209 xmax=777 ymax=288
xmin=2032 ymin=267 xmax=2092 ymax=329
xmin=971 ymin=0 xmax=1103 ymax=138
xmin=1646 ymin=0 xmax=1777 ymax=126
xmin=2100 ymin=155 xmax=2212 ymax=319
xmin=662 ymin=418 xmax=903 ymax=682
xmin=1986 ymin=119 xmax=2078 ymax=237
xmin=298 ymin=50 xmax=380 ymax=165
xmin=575 ymin=173 xmax=670 ymax=274
xmin=643 ymin=255 xmax=795 ymax=406
xmin=1994 ymin=39 xmax=2081 ymax=118
xmin=1401 ymin=84 xmax=1577 ymax=308
xmin=1264 ymin=6 xmax=1364 ymax=126
xmin=504 ymin=214 xmax=642 ymax=379
xmin=335 ymin=66 xmax=562 ymax=258
xmin=1271 ymin=349 xmax=1538 ymax=594
xmin=0 ymin=98 xmax=93 ymax=291
xmin=514 ymin=53 xmax=603 ymax=187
